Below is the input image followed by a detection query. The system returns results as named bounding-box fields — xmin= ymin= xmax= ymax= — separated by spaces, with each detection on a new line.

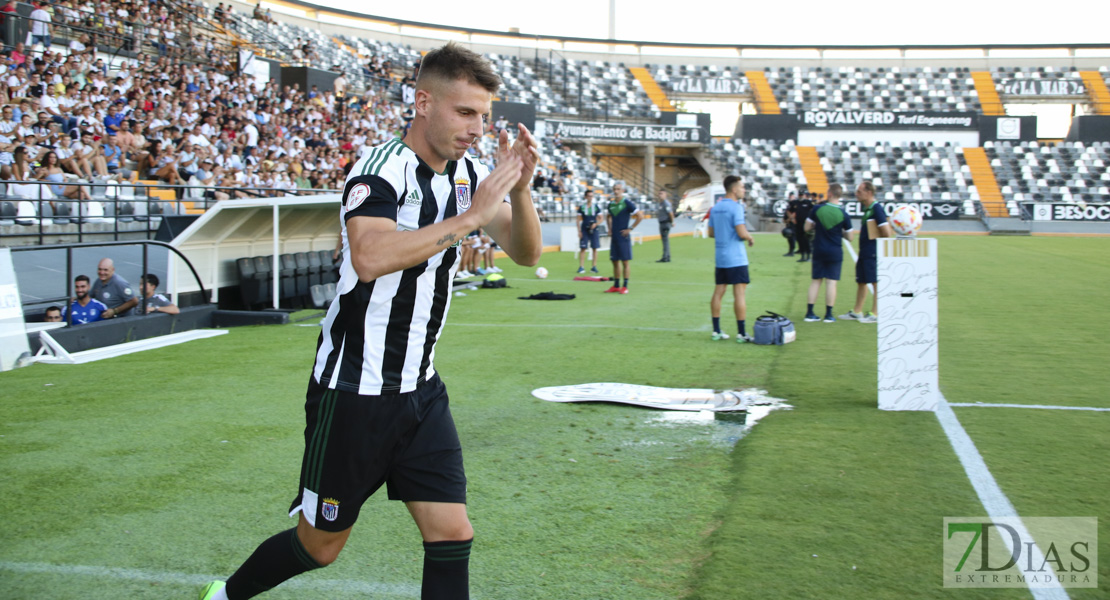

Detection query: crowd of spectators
xmin=0 ymin=0 xmax=416 ymax=206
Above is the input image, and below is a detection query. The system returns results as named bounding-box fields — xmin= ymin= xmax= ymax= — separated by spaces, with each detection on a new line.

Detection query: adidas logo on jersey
xmin=404 ymin=189 xmax=421 ymax=206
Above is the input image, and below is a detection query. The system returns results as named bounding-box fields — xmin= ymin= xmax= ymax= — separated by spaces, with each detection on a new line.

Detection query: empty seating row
xmin=236 ymin=251 xmax=340 ymax=310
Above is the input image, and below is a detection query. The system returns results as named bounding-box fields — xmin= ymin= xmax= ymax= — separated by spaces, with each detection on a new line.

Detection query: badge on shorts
xmin=455 ymin=179 xmax=471 ymax=212
xmin=322 ymin=498 xmax=340 ymax=522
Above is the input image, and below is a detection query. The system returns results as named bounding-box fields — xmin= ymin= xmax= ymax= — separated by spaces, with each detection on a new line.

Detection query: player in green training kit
xmin=804 ymin=183 xmax=852 ymax=323
xmin=201 ymin=42 xmax=542 ymax=600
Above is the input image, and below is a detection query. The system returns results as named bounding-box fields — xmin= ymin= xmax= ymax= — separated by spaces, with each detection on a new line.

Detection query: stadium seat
xmin=294 ymin=252 xmax=312 ymax=301
xmin=237 ymin=257 xmax=265 ymax=309
xmin=0 ymin=200 xmax=16 ymax=225
xmin=253 ymin=256 xmax=274 ymax=306
xmin=305 ymin=251 xmax=323 ymax=288
xmin=309 ymin=284 xmax=327 ymax=308
xmin=324 ymin=282 xmax=337 ymax=305
xmin=279 ymin=254 xmax=299 ymax=307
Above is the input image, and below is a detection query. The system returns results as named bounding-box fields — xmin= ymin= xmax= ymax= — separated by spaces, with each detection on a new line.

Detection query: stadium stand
xmin=0 ymin=0 xmax=1106 ymax=257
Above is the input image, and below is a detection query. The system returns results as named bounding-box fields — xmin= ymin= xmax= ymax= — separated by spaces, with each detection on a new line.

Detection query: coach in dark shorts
xmin=804 ymin=184 xmax=852 ymax=323
xmin=841 ymin=181 xmax=891 ymax=323
xmin=604 ymin=183 xmax=643 ymax=294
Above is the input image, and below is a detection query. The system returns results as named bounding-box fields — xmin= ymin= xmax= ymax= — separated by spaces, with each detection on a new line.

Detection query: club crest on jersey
xmin=455 ymin=179 xmax=471 ymax=212
xmin=322 ymin=498 xmax=340 ymax=522
xmin=347 ymin=183 xmax=371 ymax=211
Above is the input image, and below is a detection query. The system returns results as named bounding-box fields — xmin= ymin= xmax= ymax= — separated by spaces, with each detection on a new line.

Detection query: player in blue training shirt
xmin=576 ymin=189 xmax=601 ymax=274
xmin=840 ymin=181 xmax=891 ymax=323
xmin=62 ymin=275 xmax=108 ymax=325
xmin=804 ymin=183 xmax=853 ymax=322
xmin=604 ymin=183 xmax=642 ymax=294
xmin=708 ymin=175 xmax=755 ymax=342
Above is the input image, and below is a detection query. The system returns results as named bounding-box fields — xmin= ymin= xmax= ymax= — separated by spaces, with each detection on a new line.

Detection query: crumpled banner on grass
xmin=532 ymin=382 xmax=789 ymax=412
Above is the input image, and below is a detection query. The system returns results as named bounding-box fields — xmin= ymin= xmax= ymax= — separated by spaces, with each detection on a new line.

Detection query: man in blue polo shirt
xmin=708 ymin=175 xmax=755 ymax=342
xmin=804 ymin=183 xmax=853 ymax=323
xmin=62 ymin=275 xmax=108 ymax=325
xmin=92 ymin=257 xmax=138 ymax=318
xmin=604 ymin=183 xmax=642 ymax=294
xmin=576 ymin=189 xmax=601 ymax=274
xmin=840 ymin=181 xmax=891 ymax=323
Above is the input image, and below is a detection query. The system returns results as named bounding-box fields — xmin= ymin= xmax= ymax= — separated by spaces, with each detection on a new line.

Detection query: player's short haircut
xmin=141 ymin=273 xmax=159 ymax=288
xmin=584 ymin=189 xmax=594 ymax=197
xmin=416 ymin=42 xmax=501 ymax=94
xmin=827 ymin=183 xmax=843 ymax=199
xmin=45 ymin=305 xmax=61 ymax=315
xmin=859 ymin=181 xmax=875 ymax=194
xmin=723 ymin=175 xmax=743 ymax=192
xmin=75 ymin=274 xmax=90 ymax=284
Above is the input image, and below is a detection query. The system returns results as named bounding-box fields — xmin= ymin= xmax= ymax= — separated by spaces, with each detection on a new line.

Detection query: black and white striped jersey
xmin=312 ymin=138 xmax=496 ymax=395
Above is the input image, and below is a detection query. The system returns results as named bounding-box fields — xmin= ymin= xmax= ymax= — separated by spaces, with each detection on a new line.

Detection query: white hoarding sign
xmin=0 ymin=248 xmax=31 ymax=371
xmin=877 ymin=238 xmax=939 ymax=411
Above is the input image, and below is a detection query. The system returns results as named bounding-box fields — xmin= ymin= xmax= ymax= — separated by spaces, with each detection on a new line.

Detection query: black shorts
xmin=811 ymin=257 xmax=843 ymax=281
xmin=715 ymin=265 xmax=750 ymax=285
xmin=856 ymin=257 xmax=877 ymax=284
xmin=289 ymin=374 xmax=466 ymax=531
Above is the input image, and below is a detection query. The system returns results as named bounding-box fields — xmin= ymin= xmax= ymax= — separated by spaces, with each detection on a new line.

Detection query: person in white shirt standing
xmin=29 ymin=2 xmax=51 ymax=53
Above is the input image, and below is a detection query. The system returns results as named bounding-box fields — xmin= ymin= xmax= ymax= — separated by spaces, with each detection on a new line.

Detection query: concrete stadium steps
xmin=744 ymin=71 xmax=781 ymax=115
xmin=1079 ymin=71 xmax=1110 ymax=115
xmin=971 ymin=71 xmax=1005 ymax=115
xmin=961 ymin=148 xmax=1006 ymax=217
xmin=795 ymin=146 xmax=829 ymax=196
xmin=628 ymin=67 xmax=675 ymax=112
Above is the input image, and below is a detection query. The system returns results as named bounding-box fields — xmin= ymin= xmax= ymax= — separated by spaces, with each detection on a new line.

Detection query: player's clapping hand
xmin=469 ymin=149 xmax=521 ymax=228
xmin=500 ymin=123 xmax=540 ymax=192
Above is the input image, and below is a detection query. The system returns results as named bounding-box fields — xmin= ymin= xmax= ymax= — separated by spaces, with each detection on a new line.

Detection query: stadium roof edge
xmin=269 ymin=0 xmax=1109 ymax=52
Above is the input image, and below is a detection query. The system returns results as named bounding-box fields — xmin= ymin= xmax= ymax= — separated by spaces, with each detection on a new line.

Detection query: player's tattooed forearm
xmin=436 ymin=233 xmax=456 ymax=246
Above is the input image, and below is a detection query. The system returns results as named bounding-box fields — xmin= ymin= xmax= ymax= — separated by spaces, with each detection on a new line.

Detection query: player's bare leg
xmin=733 ymin=283 xmax=747 ymax=322
xmin=296 ymin=513 xmax=352 ymax=566
xmin=853 ymin=283 xmax=868 ymax=314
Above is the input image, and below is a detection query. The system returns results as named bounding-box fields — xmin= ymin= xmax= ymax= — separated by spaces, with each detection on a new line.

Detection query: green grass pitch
xmin=1 ymin=233 xmax=1107 ymax=599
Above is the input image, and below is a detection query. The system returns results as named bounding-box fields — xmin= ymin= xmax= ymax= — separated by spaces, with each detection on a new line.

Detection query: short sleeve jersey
xmin=807 ymin=203 xmax=853 ymax=261
xmin=312 ymin=138 xmax=502 ymax=395
xmin=607 ymin=198 xmax=639 ymax=233
xmin=63 ymin=298 xmax=107 ymax=324
xmin=708 ymin=198 xmax=748 ymax=268
xmin=91 ymin=274 xmax=135 ymax=315
xmin=141 ymin=293 xmax=173 ymax=314
xmin=858 ymin=202 xmax=889 ymax=259
xmin=578 ymin=203 xmax=600 ymax=231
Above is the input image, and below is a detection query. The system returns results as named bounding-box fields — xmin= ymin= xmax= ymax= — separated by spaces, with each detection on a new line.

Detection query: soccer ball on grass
xmin=535 ymin=267 xmax=549 ymax=279
xmin=889 ymin=204 xmax=923 ymax=237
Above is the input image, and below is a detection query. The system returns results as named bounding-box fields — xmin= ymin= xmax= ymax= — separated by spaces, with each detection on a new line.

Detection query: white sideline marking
xmin=450 ymin=322 xmax=704 ymax=333
xmin=0 ymin=561 xmax=420 ymax=597
xmin=948 ymin=402 xmax=1110 ymax=412
xmin=935 ymin=398 xmax=1070 ymax=600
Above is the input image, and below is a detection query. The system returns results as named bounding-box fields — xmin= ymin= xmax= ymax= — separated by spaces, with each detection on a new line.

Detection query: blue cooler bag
xmin=753 ymin=312 xmax=796 ymax=345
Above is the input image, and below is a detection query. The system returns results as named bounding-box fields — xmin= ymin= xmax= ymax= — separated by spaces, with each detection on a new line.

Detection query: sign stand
xmin=0 ymin=248 xmax=31 ymax=371
xmin=876 ymin=237 xmax=939 ymax=411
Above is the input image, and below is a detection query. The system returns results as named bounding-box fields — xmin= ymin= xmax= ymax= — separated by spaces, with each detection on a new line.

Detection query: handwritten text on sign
xmin=877 ymin=238 xmax=939 ymax=411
